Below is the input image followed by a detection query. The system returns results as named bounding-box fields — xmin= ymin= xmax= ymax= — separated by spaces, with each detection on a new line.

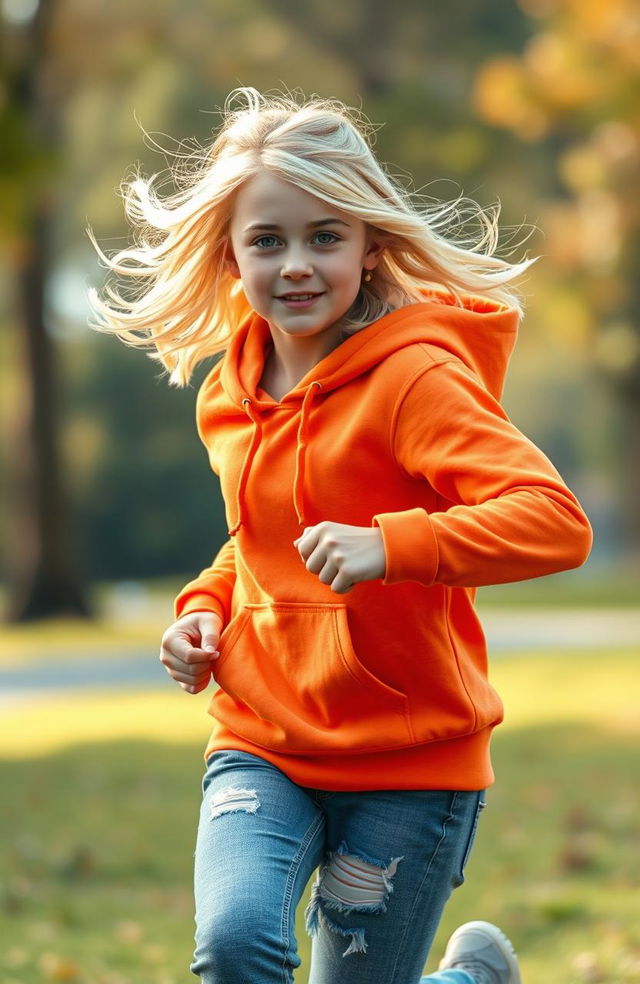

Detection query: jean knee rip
xmin=305 ymin=840 xmax=403 ymax=956
xmin=208 ymin=786 xmax=260 ymax=820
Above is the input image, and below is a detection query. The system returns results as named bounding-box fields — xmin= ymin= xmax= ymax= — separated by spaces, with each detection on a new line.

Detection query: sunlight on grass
xmin=0 ymin=617 xmax=161 ymax=666
xmin=0 ymin=648 xmax=637 ymax=759
xmin=0 ymin=688 xmax=213 ymax=759
xmin=493 ymin=648 xmax=639 ymax=734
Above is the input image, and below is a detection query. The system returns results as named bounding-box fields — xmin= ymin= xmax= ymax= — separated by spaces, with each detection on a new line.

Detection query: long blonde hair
xmin=87 ymin=86 xmax=536 ymax=386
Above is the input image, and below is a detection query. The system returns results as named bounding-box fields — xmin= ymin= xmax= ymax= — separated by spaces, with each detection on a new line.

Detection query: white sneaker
xmin=438 ymin=921 xmax=521 ymax=984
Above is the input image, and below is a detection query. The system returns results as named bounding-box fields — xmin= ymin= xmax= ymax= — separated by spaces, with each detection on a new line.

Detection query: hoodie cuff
xmin=372 ymin=509 xmax=439 ymax=586
xmin=174 ymin=592 xmax=226 ymax=625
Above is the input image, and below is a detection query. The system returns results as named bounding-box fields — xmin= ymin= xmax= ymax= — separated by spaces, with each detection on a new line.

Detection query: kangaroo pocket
xmin=209 ymin=602 xmax=413 ymax=754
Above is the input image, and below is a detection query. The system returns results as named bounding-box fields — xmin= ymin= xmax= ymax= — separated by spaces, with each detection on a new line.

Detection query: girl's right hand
xmin=159 ymin=612 xmax=222 ymax=694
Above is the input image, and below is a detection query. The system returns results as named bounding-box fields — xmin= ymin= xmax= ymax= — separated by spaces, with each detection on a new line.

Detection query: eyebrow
xmin=243 ymin=218 xmax=351 ymax=233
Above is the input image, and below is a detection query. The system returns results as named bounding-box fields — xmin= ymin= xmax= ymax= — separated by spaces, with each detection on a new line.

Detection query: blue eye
xmin=253 ymin=235 xmax=280 ymax=249
xmin=315 ymin=232 xmax=339 ymax=245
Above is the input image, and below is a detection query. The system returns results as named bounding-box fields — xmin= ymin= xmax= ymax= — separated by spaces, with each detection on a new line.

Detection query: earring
xmin=363 ymin=271 xmax=373 ymax=283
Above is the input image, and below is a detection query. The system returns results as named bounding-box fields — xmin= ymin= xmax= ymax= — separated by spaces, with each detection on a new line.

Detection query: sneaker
xmin=438 ymin=920 xmax=521 ymax=984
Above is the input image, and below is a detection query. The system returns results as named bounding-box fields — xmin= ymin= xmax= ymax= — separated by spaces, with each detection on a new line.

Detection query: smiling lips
xmin=277 ymin=292 xmax=324 ymax=307
xmin=278 ymin=292 xmax=323 ymax=300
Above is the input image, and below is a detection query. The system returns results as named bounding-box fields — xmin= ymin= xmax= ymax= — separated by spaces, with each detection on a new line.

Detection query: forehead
xmin=230 ymin=171 xmax=351 ymax=229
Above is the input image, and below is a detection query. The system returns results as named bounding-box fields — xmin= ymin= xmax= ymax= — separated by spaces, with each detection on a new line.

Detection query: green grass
xmin=476 ymin=564 xmax=640 ymax=609
xmin=0 ymin=649 xmax=638 ymax=983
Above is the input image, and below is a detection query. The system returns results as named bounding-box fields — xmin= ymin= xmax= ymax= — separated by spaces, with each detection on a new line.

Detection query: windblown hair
xmin=87 ymin=86 xmax=536 ymax=386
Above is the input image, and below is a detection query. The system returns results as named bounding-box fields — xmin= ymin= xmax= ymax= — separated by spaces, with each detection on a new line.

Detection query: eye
xmin=314 ymin=232 xmax=339 ymax=246
xmin=252 ymin=235 xmax=280 ymax=249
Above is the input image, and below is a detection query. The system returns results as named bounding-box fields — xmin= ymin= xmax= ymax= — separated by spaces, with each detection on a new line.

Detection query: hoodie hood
xmin=217 ymin=289 xmax=519 ymax=535
xmin=221 ymin=287 xmax=519 ymax=406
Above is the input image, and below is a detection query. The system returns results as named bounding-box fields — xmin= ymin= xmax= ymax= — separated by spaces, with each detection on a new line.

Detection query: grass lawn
xmin=0 ymin=648 xmax=638 ymax=983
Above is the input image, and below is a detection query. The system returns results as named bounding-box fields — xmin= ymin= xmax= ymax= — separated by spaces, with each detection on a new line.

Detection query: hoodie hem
xmin=203 ymin=724 xmax=495 ymax=792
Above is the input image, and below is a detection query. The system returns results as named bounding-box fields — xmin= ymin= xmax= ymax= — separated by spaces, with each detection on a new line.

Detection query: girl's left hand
xmin=294 ymin=521 xmax=386 ymax=594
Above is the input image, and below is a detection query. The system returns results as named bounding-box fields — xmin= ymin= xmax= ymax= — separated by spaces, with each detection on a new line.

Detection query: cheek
xmin=239 ymin=261 xmax=272 ymax=297
xmin=326 ymin=255 xmax=363 ymax=289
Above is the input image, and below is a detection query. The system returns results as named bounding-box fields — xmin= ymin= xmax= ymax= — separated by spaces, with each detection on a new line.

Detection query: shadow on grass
xmin=1 ymin=724 xmax=638 ymax=984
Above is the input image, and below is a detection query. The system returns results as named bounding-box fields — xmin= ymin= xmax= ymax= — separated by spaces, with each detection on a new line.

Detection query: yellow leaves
xmin=39 ymin=952 xmax=81 ymax=981
xmin=475 ymin=0 xmax=640 ymax=135
xmin=571 ymin=950 xmax=607 ymax=983
xmin=115 ymin=919 xmax=144 ymax=943
xmin=4 ymin=920 xmax=172 ymax=981
xmin=538 ymin=190 xmax=621 ymax=274
xmin=473 ymin=29 xmax=614 ymax=136
xmin=591 ymin=121 xmax=639 ymax=175
xmin=113 ymin=921 xmax=169 ymax=966
xmin=141 ymin=943 xmax=167 ymax=964
xmin=532 ymin=282 xmax=594 ymax=353
xmin=594 ymin=322 xmax=640 ymax=376
xmin=559 ymin=145 xmax=608 ymax=192
xmin=554 ymin=123 xmax=639 ymax=236
xmin=239 ymin=18 xmax=289 ymax=61
xmin=525 ymin=31 xmax=604 ymax=108
xmin=563 ymin=0 xmax=640 ymax=67
xmin=472 ymin=56 xmax=550 ymax=140
xmin=5 ymin=947 xmax=29 ymax=969
xmin=574 ymin=189 xmax=622 ymax=269
xmin=519 ymin=0 xmax=640 ymax=62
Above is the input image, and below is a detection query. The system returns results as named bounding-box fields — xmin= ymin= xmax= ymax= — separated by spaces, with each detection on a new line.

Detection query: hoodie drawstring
xmin=228 ymin=398 xmax=263 ymax=536
xmin=228 ymin=382 xmax=322 ymax=536
xmin=293 ymin=382 xmax=322 ymax=528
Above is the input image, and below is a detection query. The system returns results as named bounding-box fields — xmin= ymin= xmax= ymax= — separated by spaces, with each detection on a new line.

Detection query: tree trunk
xmin=5 ymin=205 xmax=90 ymax=621
xmin=3 ymin=0 xmax=90 ymax=621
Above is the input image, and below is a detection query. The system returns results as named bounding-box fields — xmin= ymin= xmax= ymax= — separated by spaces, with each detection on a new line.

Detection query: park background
xmin=0 ymin=0 xmax=638 ymax=981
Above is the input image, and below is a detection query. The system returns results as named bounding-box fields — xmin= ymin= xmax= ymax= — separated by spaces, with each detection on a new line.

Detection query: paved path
xmin=1 ymin=608 xmax=638 ymax=711
xmin=478 ymin=606 xmax=640 ymax=651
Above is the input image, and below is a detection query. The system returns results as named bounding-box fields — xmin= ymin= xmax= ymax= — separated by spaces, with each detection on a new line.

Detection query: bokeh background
xmin=0 ymin=1 xmax=638 ymax=983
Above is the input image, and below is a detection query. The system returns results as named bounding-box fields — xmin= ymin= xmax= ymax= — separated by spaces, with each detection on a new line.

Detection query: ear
xmin=363 ymin=237 xmax=384 ymax=272
xmin=224 ymin=240 xmax=241 ymax=279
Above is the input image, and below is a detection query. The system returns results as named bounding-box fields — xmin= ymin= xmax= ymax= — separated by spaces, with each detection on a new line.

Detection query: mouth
xmin=276 ymin=292 xmax=324 ymax=308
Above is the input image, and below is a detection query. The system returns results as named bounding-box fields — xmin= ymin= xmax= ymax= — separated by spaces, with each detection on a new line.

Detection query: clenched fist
xmin=159 ymin=611 xmax=223 ymax=694
xmin=294 ymin=521 xmax=386 ymax=594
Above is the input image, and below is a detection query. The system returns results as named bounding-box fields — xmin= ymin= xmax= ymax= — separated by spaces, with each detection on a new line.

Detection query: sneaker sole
xmin=439 ymin=920 xmax=522 ymax=984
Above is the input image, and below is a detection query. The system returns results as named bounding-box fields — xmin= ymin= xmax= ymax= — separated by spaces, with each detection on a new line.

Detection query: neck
xmin=266 ymin=322 xmax=346 ymax=389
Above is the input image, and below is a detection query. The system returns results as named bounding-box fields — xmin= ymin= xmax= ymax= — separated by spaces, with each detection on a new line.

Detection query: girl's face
xmin=226 ymin=171 xmax=381 ymax=346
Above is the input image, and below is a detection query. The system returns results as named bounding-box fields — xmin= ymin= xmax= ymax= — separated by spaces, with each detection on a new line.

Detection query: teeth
xmin=282 ymin=294 xmax=316 ymax=300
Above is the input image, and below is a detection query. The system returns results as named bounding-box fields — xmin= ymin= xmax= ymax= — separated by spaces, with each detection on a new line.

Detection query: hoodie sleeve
xmin=372 ymin=358 xmax=592 ymax=587
xmin=174 ymin=538 xmax=236 ymax=625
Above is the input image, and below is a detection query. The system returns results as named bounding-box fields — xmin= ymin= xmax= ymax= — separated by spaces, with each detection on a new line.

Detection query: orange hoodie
xmin=175 ymin=290 xmax=592 ymax=791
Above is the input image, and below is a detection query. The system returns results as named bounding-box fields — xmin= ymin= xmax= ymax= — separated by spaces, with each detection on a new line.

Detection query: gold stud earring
xmin=363 ymin=271 xmax=373 ymax=283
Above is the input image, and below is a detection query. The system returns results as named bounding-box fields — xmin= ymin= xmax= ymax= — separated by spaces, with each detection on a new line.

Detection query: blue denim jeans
xmin=191 ymin=750 xmax=484 ymax=984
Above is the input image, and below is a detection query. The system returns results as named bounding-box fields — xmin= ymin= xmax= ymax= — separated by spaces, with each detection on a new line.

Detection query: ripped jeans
xmin=191 ymin=749 xmax=485 ymax=984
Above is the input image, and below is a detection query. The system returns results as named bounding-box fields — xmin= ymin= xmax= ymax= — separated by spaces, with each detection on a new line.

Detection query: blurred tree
xmin=1 ymin=0 xmax=90 ymax=620
xmin=472 ymin=0 xmax=640 ymax=547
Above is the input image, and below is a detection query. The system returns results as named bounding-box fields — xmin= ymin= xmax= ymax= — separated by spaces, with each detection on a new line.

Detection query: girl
xmin=88 ymin=87 xmax=592 ymax=984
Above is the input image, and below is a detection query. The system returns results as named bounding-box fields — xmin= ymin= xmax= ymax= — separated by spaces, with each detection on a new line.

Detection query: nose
xmin=280 ymin=247 xmax=313 ymax=279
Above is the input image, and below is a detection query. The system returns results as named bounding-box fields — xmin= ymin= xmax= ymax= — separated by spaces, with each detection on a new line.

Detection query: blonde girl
xmin=89 ymin=86 xmax=592 ymax=984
